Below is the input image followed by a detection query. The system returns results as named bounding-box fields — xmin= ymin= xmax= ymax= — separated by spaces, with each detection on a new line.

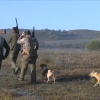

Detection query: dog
xmin=89 ymin=70 xmax=100 ymax=87
xmin=40 ymin=64 xmax=55 ymax=83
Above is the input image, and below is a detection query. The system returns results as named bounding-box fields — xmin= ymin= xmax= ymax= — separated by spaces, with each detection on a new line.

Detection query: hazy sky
xmin=0 ymin=0 xmax=100 ymax=30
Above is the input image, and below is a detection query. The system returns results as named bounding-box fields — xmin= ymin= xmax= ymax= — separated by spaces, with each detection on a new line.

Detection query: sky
xmin=0 ymin=0 xmax=100 ymax=31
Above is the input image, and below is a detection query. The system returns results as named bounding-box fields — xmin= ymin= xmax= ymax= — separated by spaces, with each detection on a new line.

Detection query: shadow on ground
xmin=56 ymin=74 xmax=90 ymax=82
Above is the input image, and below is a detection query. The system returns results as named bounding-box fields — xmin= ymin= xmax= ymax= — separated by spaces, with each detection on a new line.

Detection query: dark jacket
xmin=8 ymin=33 xmax=21 ymax=52
xmin=0 ymin=36 xmax=10 ymax=59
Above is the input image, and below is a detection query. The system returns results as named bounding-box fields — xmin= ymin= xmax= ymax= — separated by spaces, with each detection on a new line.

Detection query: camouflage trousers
xmin=10 ymin=51 xmax=19 ymax=71
xmin=19 ymin=54 xmax=38 ymax=83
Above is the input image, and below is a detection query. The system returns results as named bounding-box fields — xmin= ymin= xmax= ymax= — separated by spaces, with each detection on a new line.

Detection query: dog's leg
xmin=53 ymin=76 xmax=56 ymax=84
xmin=94 ymin=81 xmax=99 ymax=87
xmin=42 ymin=76 xmax=44 ymax=83
xmin=46 ymin=77 xmax=49 ymax=83
xmin=46 ymin=76 xmax=47 ymax=83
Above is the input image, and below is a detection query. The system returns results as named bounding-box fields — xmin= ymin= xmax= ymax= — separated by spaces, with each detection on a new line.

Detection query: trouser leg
xmin=29 ymin=55 xmax=37 ymax=83
xmin=0 ymin=60 xmax=2 ymax=70
xmin=19 ymin=58 xmax=28 ymax=79
xmin=30 ymin=63 xmax=36 ymax=83
xmin=10 ymin=51 xmax=19 ymax=70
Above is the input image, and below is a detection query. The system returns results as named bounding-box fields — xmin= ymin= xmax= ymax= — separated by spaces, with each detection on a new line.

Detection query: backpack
xmin=22 ymin=36 xmax=37 ymax=56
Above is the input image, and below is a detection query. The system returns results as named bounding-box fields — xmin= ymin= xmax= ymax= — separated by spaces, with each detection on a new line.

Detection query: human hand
xmin=21 ymin=32 xmax=25 ymax=36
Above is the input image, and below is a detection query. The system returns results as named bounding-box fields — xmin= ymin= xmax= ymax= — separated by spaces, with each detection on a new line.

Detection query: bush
xmin=86 ymin=40 xmax=100 ymax=50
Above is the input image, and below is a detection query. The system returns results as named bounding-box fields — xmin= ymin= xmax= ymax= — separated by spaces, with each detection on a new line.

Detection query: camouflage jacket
xmin=17 ymin=36 xmax=39 ymax=56
xmin=8 ymin=33 xmax=21 ymax=52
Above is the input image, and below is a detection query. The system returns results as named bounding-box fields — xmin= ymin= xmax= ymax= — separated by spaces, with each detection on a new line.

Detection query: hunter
xmin=17 ymin=30 xmax=39 ymax=83
xmin=0 ymin=35 xmax=10 ymax=69
xmin=8 ymin=27 xmax=21 ymax=74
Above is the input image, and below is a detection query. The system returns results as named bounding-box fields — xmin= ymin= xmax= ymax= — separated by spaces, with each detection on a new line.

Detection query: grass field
xmin=0 ymin=48 xmax=100 ymax=100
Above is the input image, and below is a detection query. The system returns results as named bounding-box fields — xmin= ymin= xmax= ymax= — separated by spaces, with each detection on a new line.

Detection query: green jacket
xmin=8 ymin=33 xmax=21 ymax=52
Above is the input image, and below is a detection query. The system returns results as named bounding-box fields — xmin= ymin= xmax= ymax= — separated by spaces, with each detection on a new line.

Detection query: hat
xmin=12 ymin=27 xmax=17 ymax=32
xmin=25 ymin=30 xmax=31 ymax=35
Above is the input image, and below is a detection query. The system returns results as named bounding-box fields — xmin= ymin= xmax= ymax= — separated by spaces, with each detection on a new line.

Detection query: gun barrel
xmin=15 ymin=18 xmax=19 ymax=33
xmin=31 ymin=26 xmax=35 ymax=37
xmin=15 ymin=18 xmax=18 ymax=25
xmin=0 ymin=30 xmax=6 ymax=34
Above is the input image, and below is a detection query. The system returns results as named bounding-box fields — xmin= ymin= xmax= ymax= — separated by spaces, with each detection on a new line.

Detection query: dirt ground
xmin=0 ymin=48 xmax=100 ymax=100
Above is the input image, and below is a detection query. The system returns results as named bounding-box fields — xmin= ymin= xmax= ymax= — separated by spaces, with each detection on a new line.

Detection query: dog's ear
xmin=40 ymin=64 xmax=45 ymax=67
xmin=90 ymin=70 xmax=95 ymax=74
xmin=40 ymin=64 xmax=42 ymax=67
xmin=40 ymin=64 xmax=44 ymax=68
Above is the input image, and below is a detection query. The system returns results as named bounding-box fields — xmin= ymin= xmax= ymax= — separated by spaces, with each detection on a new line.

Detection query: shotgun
xmin=31 ymin=26 xmax=35 ymax=38
xmin=15 ymin=18 xmax=19 ymax=33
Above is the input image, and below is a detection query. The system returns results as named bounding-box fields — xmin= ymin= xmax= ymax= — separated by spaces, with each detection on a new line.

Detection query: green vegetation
xmin=1 ymin=29 xmax=100 ymax=49
xmin=86 ymin=40 xmax=100 ymax=50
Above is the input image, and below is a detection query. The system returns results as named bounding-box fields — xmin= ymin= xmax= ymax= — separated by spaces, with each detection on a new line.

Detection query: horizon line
xmin=0 ymin=28 xmax=100 ymax=31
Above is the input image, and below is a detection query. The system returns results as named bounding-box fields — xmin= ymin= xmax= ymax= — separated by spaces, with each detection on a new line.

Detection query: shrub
xmin=86 ymin=40 xmax=100 ymax=50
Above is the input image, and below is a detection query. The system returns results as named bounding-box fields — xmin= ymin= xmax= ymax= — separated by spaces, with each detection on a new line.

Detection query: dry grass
xmin=0 ymin=49 xmax=100 ymax=100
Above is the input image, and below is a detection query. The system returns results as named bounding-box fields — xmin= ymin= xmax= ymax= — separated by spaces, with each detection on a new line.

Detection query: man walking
xmin=8 ymin=27 xmax=21 ymax=74
xmin=17 ymin=30 xmax=39 ymax=83
xmin=0 ymin=36 xmax=10 ymax=69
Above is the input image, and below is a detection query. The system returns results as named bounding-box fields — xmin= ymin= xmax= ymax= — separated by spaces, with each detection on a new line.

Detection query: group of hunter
xmin=0 ymin=27 xmax=39 ymax=84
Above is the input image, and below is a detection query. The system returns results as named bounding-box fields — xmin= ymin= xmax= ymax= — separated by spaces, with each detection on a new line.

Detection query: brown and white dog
xmin=40 ymin=64 xmax=55 ymax=83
